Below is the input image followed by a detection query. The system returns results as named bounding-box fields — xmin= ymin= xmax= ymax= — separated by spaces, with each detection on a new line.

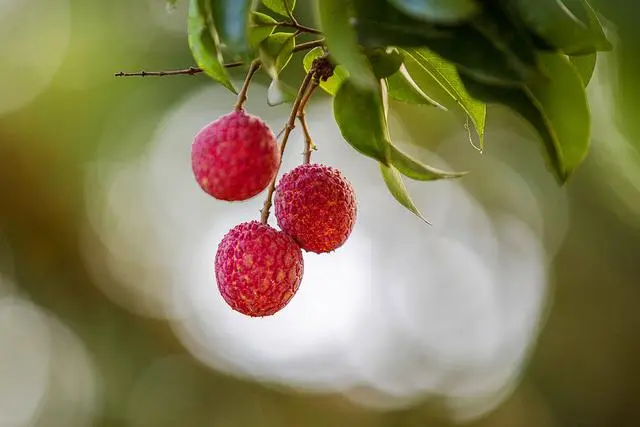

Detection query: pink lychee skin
xmin=274 ymin=163 xmax=357 ymax=254
xmin=215 ymin=221 xmax=304 ymax=317
xmin=191 ymin=109 xmax=279 ymax=201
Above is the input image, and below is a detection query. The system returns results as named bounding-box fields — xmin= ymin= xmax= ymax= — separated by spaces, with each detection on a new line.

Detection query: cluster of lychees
xmin=191 ymin=105 xmax=356 ymax=317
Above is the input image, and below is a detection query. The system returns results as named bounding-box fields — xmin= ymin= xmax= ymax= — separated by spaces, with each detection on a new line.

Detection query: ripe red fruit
xmin=191 ymin=109 xmax=279 ymax=201
xmin=274 ymin=163 xmax=357 ymax=254
xmin=215 ymin=221 xmax=304 ymax=317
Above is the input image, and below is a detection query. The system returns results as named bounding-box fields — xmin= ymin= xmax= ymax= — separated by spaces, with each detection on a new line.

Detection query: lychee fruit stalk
xmin=192 ymin=110 xmax=279 ymax=201
xmin=215 ymin=221 xmax=304 ymax=317
xmin=275 ymin=163 xmax=357 ymax=253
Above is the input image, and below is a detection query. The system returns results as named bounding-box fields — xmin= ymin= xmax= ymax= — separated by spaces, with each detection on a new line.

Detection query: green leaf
xmin=354 ymin=0 xmax=456 ymax=47
xmin=354 ymin=0 xmax=540 ymax=85
xmin=470 ymin=2 xmax=542 ymax=83
xmin=303 ymin=47 xmax=349 ymax=96
xmin=333 ymin=79 xmax=390 ymax=164
xmin=403 ymin=48 xmax=486 ymax=148
xmin=564 ymin=0 xmax=611 ymax=52
xmin=261 ymin=0 xmax=295 ymax=17
xmin=367 ymin=48 xmax=403 ymax=79
xmin=317 ymin=0 xmax=377 ymax=90
xmin=210 ymin=0 xmax=254 ymax=61
xmin=249 ymin=12 xmax=278 ymax=47
xmin=259 ymin=32 xmax=295 ymax=78
xmin=188 ymin=0 xmax=236 ymax=93
xmin=570 ymin=53 xmax=597 ymax=87
xmin=388 ymin=0 xmax=479 ymax=23
xmin=390 ymin=144 xmax=468 ymax=180
xmin=510 ymin=0 xmax=611 ymax=55
xmin=386 ymin=64 xmax=444 ymax=108
xmin=460 ymin=54 xmax=590 ymax=182
xmin=380 ymin=163 xmax=430 ymax=223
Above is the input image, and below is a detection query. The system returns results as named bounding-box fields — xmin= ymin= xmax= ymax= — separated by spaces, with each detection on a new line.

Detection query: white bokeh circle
xmin=84 ymin=82 xmax=551 ymax=421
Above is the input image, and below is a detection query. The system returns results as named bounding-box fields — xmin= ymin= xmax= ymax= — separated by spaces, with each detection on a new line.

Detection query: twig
xmin=298 ymin=80 xmax=319 ymax=164
xmin=292 ymin=38 xmax=325 ymax=53
xmin=114 ymin=62 xmax=242 ymax=77
xmin=283 ymin=0 xmax=298 ymax=26
xmin=234 ymin=59 xmax=261 ymax=111
xmin=277 ymin=21 xmax=322 ymax=35
xmin=260 ymin=71 xmax=315 ymax=224
xmin=114 ymin=40 xmax=325 ymax=78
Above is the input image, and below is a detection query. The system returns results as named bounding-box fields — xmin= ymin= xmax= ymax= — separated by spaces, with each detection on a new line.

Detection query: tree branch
xmin=113 ymin=39 xmax=325 ymax=78
xmin=113 ymin=63 xmax=242 ymax=77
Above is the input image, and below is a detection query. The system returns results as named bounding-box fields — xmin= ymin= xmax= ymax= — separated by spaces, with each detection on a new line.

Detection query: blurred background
xmin=2 ymin=1 xmax=640 ymax=426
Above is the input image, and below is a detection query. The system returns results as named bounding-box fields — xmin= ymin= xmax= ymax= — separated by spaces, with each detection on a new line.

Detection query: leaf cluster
xmin=178 ymin=0 xmax=610 ymax=221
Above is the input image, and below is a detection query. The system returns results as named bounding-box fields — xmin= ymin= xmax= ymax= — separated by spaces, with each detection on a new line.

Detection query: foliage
xmin=167 ymin=0 xmax=610 ymax=220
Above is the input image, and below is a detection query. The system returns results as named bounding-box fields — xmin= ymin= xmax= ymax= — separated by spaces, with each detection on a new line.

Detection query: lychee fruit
xmin=215 ymin=221 xmax=304 ymax=317
xmin=274 ymin=163 xmax=357 ymax=253
xmin=191 ymin=109 xmax=279 ymax=201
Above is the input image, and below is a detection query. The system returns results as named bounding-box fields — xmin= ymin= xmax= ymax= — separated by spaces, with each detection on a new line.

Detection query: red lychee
xmin=274 ymin=163 xmax=357 ymax=254
xmin=191 ymin=109 xmax=279 ymax=201
xmin=215 ymin=221 xmax=304 ymax=317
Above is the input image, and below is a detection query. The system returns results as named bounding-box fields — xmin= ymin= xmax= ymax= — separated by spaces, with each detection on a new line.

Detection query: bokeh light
xmin=0 ymin=294 xmax=100 ymax=426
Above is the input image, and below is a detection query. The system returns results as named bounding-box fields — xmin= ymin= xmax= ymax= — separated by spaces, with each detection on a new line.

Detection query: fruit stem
xmin=260 ymin=71 xmax=315 ymax=224
xmin=298 ymin=80 xmax=319 ymax=164
xmin=234 ymin=59 xmax=262 ymax=111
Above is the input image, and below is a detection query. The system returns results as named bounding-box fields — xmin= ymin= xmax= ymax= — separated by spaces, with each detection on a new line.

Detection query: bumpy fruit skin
xmin=274 ymin=164 xmax=357 ymax=253
xmin=215 ymin=221 xmax=304 ymax=317
xmin=191 ymin=110 xmax=279 ymax=201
